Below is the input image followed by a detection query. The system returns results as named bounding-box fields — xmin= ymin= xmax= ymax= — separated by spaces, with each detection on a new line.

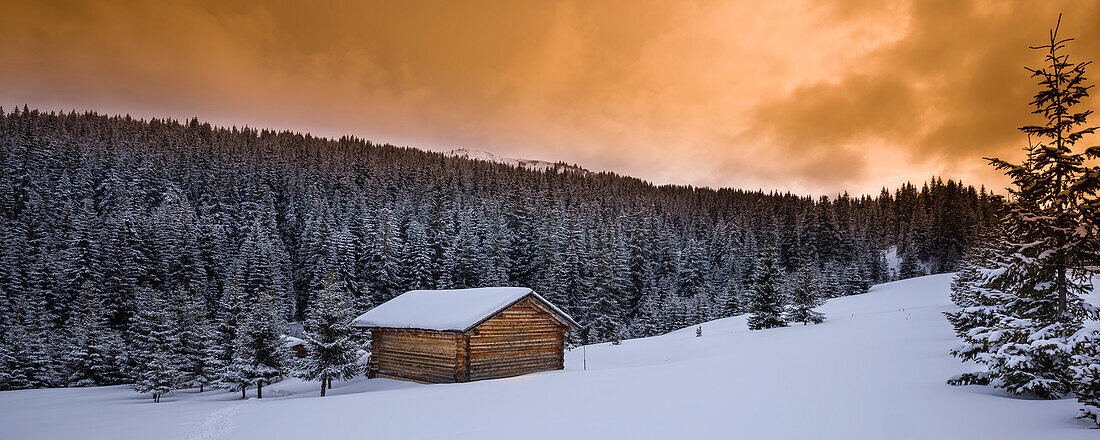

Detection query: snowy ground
xmin=2 ymin=274 xmax=1097 ymax=439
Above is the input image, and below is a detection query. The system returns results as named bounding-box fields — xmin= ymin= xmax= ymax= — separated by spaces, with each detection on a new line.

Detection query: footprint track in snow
xmin=187 ymin=403 xmax=245 ymax=440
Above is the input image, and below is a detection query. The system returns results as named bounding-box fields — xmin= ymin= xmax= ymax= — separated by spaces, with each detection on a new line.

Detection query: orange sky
xmin=2 ymin=0 xmax=1098 ymax=195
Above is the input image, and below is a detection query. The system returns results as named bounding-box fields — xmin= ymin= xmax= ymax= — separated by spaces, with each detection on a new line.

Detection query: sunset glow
xmin=2 ymin=0 xmax=1098 ymax=194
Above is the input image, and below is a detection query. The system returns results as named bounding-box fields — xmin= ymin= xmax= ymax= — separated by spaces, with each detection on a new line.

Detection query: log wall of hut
xmin=370 ymin=329 xmax=460 ymax=383
xmin=465 ymin=297 xmax=567 ymax=381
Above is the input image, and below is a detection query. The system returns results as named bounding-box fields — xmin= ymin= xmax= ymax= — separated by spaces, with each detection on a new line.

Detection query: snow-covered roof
xmin=282 ymin=335 xmax=306 ymax=347
xmin=350 ymin=287 xmax=578 ymax=332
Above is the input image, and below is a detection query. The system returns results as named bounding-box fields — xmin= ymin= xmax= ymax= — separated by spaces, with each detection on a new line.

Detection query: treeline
xmin=0 ymin=107 xmax=999 ymax=390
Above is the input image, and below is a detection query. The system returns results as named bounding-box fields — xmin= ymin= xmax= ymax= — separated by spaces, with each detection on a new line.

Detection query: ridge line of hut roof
xmin=349 ymin=287 xmax=579 ymax=332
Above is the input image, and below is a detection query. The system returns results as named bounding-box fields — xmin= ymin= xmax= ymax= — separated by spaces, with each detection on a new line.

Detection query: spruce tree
xmin=129 ymin=287 xmax=181 ymax=402
xmin=63 ymin=288 xmax=125 ymax=386
xmin=746 ymin=242 xmax=788 ymax=330
xmin=841 ymin=260 xmax=868 ymax=296
xmin=297 ymin=277 xmax=363 ymax=397
xmin=228 ymin=290 xmax=289 ymax=399
xmin=136 ymin=351 xmax=179 ymax=403
xmin=660 ymin=293 xmax=691 ymax=333
xmin=986 ymin=14 xmax=1099 ymax=322
xmin=403 ymin=219 xmax=435 ymax=290
xmin=169 ymin=285 xmax=212 ymax=391
xmin=898 ymin=241 xmax=924 ymax=280
xmin=711 ymin=279 xmax=741 ymax=318
xmin=819 ymin=261 xmax=843 ymax=299
xmin=58 ymin=199 xmax=104 ymax=325
xmin=785 ymin=257 xmax=826 ymax=325
xmin=951 ymin=16 xmax=1100 ymax=402
xmin=628 ymin=290 xmax=663 ymax=338
xmin=208 ymin=280 xmax=246 ymax=393
xmin=294 ymin=200 xmax=333 ymax=319
xmin=1072 ymin=325 xmax=1100 ymax=425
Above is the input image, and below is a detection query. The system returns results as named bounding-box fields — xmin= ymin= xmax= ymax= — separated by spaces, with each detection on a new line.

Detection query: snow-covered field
xmin=2 ymin=274 xmax=1096 ymax=439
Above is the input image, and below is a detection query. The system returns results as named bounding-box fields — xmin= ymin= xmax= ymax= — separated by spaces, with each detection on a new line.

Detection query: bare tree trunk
xmin=257 ymin=380 xmax=263 ymax=399
xmin=241 ymin=387 xmax=246 ymax=399
xmin=327 ymin=378 xmax=332 ymax=389
xmin=320 ymin=377 xmax=327 ymax=397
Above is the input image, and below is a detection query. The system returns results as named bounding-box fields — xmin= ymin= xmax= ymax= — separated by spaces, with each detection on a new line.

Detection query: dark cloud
xmin=747 ymin=0 xmax=1100 ymax=191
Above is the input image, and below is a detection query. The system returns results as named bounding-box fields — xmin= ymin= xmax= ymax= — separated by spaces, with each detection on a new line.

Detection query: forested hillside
xmin=0 ymin=107 xmax=999 ymax=390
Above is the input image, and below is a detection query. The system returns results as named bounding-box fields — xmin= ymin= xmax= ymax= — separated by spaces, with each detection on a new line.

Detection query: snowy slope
xmin=1 ymin=274 xmax=1096 ymax=439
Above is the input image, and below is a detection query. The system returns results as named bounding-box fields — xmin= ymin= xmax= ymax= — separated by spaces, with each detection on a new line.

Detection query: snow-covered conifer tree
xmin=785 ymin=257 xmax=825 ymax=325
xmin=1072 ymin=325 xmax=1100 ymax=425
xmin=207 ymin=280 xmax=245 ymax=392
xmin=228 ymin=295 xmax=289 ymax=399
xmin=63 ymin=287 xmax=125 ymax=386
xmin=169 ymin=285 xmax=212 ymax=391
xmin=746 ymin=242 xmax=788 ymax=330
xmin=297 ymin=278 xmax=363 ymax=396
xmin=368 ymin=208 xmax=404 ymax=302
xmin=841 ymin=260 xmax=868 ymax=296
xmin=627 ymin=290 xmax=663 ymax=338
xmin=820 ymin=261 xmax=843 ymax=299
xmin=403 ymin=219 xmax=435 ymax=290
xmin=950 ymin=17 xmax=1100 ymax=402
xmin=129 ymin=287 xmax=181 ymax=402
xmin=711 ymin=279 xmax=741 ymax=318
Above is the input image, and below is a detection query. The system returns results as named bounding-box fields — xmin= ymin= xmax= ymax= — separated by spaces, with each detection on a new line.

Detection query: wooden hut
xmin=350 ymin=287 xmax=579 ymax=383
xmin=282 ymin=335 xmax=309 ymax=359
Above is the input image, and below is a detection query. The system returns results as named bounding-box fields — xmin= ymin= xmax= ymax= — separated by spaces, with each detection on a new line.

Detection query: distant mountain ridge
xmin=447 ymin=148 xmax=588 ymax=173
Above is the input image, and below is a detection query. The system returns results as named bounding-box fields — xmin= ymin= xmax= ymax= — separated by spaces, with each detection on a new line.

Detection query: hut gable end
xmin=466 ymin=298 xmax=567 ymax=381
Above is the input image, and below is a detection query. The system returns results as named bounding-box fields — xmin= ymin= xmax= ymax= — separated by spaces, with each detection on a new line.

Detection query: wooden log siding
xmin=370 ymin=329 xmax=461 ymax=383
xmin=466 ymin=298 xmax=567 ymax=381
xmin=365 ymin=295 xmax=571 ymax=383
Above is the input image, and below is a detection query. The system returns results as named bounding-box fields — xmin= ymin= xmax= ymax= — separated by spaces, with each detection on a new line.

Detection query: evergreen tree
xmin=227 ymin=287 xmax=289 ymax=399
xmin=585 ymin=228 xmax=630 ymax=343
xmin=746 ymin=242 xmax=788 ymax=330
xmin=660 ymin=293 xmax=691 ymax=333
xmin=157 ymin=186 xmax=206 ymax=296
xmin=785 ymin=257 xmax=825 ymax=325
xmin=63 ymin=287 xmax=125 ymax=386
xmin=294 ymin=199 xmax=333 ymax=319
xmin=367 ymin=208 xmax=404 ymax=303
xmin=898 ymin=241 xmax=924 ymax=280
xmin=129 ymin=287 xmax=181 ymax=402
xmin=207 ymin=281 xmax=245 ymax=392
xmin=819 ymin=261 xmax=843 ymax=299
xmin=1072 ymin=324 xmax=1100 ymax=426
xmin=841 ymin=260 xmax=869 ymax=296
xmin=403 ymin=219 xmax=435 ymax=290
xmin=1 ymin=274 xmax=56 ymax=389
xmin=170 ymin=285 xmax=212 ymax=391
xmin=627 ymin=289 xmax=663 ymax=338
xmin=986 ymin=14 xmax=1099 ymax=322
xmin=711 ymin=279 xmax=742 ymax=318
xmin=296 ymin=278 xmax=363 ymax=397
xmin=58 ymin=199 xmax=104 ymax=325
xmin=678 ymin=238 xmax=710 ymax=300
xmin=949 ymin=18 xmax=1100 ymax=404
